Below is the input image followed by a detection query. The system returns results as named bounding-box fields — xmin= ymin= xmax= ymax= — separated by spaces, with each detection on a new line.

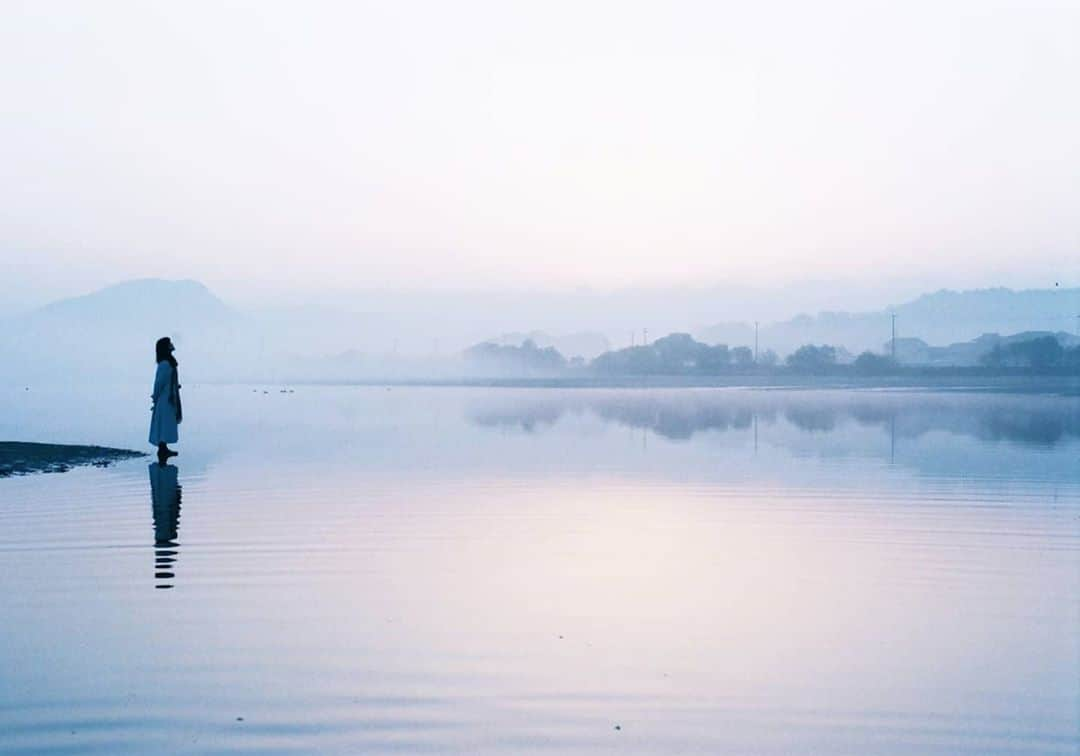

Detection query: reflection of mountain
xmin=469 ymin=391 xmax=1080 ymax=447
xmin=149 ymin=462 xmax=182 ymax=590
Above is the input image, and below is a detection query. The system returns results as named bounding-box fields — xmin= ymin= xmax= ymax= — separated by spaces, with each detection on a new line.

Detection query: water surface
xmin=1 ymin=386 xmax=1077 ymax=754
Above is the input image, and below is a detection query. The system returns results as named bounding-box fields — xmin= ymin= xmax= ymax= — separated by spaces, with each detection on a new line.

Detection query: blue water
xmin=1 ymin=385 xmax=1078 ymax=754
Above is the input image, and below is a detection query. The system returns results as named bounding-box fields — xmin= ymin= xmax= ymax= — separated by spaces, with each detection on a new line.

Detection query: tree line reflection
xmin=469 ymin=391 xmax=1080 ymax=447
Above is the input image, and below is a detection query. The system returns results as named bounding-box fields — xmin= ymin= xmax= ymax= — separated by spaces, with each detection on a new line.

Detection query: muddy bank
xmin=0 ymin=442 xmax=145 ymax=478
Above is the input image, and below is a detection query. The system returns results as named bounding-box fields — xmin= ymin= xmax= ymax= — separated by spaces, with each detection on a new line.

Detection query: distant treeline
xmin=464 ymin=333 xmax=1080 ymax=377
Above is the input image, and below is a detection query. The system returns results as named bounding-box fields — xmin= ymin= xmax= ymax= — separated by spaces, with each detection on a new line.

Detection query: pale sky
xmin=1 ymin=0 xmax=1078 ymax=310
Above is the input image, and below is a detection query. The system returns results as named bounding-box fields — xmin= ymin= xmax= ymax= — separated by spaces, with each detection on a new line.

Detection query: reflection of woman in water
xmin=149 ymin=462 xmax=182 ymax=589
xmin=149 ymin=337 xmax=182 ymax=462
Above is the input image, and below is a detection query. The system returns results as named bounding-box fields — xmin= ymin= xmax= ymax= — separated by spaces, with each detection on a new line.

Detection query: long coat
xmin=148 ymin=361 xmax=180 ymax=445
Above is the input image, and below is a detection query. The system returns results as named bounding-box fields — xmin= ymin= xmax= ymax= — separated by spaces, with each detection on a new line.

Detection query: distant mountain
xmin=28 ymin=279 xmax=234 ymax=326
xmin=0 ymin=279 xmax=243 ymax=382
xmin=696 ymin=287 xmax=1080 ymax=356
xmin=5 ymin=279 xmax=1079 ymax=383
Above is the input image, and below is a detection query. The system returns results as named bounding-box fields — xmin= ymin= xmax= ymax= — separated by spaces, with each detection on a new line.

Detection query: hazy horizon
xmin=0 ymin=272 xmax=1037 ymax=322
xmin=1 ymin=276 xmax=1077 ymax=385
xmin=3 ymin=1 xmax=1079 ymax=313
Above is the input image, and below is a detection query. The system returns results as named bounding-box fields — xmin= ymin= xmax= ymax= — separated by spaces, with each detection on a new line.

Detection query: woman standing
xmin=149 ymin=337 xmax=182 ymax=461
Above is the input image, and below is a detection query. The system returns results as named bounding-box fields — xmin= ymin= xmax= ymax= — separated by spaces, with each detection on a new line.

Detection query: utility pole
xmin=890 ymin=313 xmax=897 ymax=362
xmin=754 ymin=321 xmax=759 ymax=363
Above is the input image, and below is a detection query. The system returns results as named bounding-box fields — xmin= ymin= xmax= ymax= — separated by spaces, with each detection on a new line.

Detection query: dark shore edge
xmin=0 ymin=442 xmax=146 ymax=479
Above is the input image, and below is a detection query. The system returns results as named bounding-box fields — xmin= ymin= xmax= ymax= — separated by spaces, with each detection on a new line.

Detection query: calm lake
xmin=1 ymin=385 xmax=1078 ymax=754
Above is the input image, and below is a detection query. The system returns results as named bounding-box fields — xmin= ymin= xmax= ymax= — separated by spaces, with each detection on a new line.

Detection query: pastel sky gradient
xmin=2 ymin=1 xmax=1078 ymax=308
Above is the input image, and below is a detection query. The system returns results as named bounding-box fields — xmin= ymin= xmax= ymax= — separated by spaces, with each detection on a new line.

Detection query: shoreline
xmin=235 ymin=375 xmax=1080 ymax=395
xmin=0 ymin=442 xmax=146 ymax=478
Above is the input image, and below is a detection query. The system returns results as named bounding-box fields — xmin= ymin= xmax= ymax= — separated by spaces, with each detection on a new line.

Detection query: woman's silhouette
xmin=149 ymin=337 xmax=182 ymax=462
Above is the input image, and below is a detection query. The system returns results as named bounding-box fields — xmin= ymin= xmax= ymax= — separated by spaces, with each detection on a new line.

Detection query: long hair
xmin=155 ymin=337 xmax=178 ymax=367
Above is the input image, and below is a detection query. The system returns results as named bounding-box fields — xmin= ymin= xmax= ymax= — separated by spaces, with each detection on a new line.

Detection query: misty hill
xmin=29 ymin=279 xmax=234 ymax=326
xmin=0 ymin=278 xmax=502 ymax=384
xmin=0 ymin=279 xmax=244 ymax=382
xmin=484 ymin=331 xmax=610 ymax=360
xmin=463 ymin=340 xmax=569 ymax=377
xmin=590 ymin=334 xmax=862 ymax=376
xmin=593 ymin=333 xmax=752 ymax=375
xmin=4 ymin=278 xmax=1079 ymax=384
xmin=697 ymin=287 xmax=1080 ymax=356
